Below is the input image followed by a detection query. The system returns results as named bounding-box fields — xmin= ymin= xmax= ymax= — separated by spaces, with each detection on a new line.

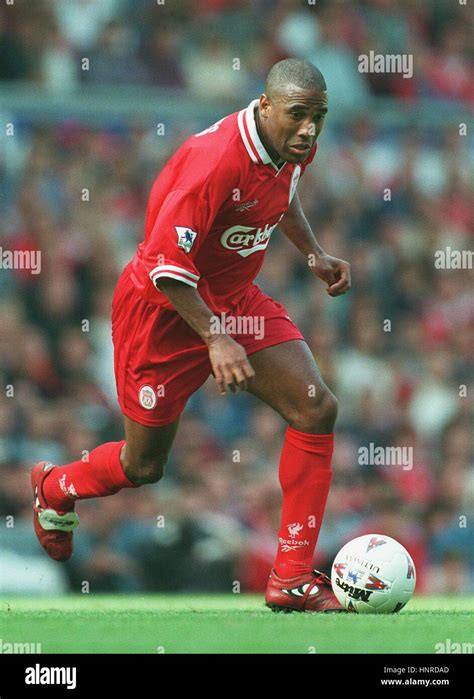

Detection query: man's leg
xmin=246 ymin=339 xmax=337 ymax=580
xmin=33 ymin=415 xmax=180 ymax=560
xmin=41 ymin=415 xmax=180 ymax=510
xmin=121 ymin=415 xmax=181 ymax=485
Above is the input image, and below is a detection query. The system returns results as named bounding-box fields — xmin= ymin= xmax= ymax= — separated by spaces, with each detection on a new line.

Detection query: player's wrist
xmin=309 ymin=248 xmax=327 ymax=260
xmin=205 ymin=331 xmax=233 ymax=348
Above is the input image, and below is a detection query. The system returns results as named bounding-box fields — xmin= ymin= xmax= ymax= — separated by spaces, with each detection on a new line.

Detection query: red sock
xmin=42 ymin=441 xmax=138 ymax=512
xmin=274 ymin=427 xmax=334 ymax=579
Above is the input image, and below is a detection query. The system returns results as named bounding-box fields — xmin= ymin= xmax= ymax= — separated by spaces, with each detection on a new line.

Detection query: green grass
xmin=0 ymin=595 xmax=473 ymax=654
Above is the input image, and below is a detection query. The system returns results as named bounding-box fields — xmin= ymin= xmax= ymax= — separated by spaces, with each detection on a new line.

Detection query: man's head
xmin=258 ymin=59 xmax=328 ymax=165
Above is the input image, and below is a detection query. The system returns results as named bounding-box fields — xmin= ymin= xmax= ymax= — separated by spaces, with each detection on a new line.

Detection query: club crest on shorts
xmin=138 ymin=385 xmax=157 ymax=410
xmin=175 ymin=226 xmax=197 ymax=254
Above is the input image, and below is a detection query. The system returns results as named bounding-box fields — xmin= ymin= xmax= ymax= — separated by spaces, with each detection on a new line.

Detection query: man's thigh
xmin=112 ymin=272 xmax=212 ymax=428
xmin=234 ymin=286 xmax=329 ymax=422
xmin=233 ymin=284 xmax=304 ymax=358
xmin=246 ymin=339 xmax=330 ymax=425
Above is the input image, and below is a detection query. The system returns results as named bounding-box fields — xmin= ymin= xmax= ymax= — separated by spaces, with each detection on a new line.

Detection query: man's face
xmin=259 ymin=85 xmax=328 ymax=164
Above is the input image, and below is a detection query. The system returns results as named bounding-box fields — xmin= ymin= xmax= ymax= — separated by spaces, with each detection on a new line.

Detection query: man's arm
xmin=279 ymin=191 xmax=325 ymax=258
xmin=279 ymin=191 xmax=351 ymax=297
xmin=157 ymin=278 xmax=255 ymax=394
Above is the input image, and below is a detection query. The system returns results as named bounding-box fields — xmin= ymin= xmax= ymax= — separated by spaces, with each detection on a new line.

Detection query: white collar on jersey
xmin=238 ymin=99 xmax=281 ymax=171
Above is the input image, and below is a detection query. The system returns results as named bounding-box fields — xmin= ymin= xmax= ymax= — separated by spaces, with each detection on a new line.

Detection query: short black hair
xmin=265 ymin=58 xmax=326 ymax=99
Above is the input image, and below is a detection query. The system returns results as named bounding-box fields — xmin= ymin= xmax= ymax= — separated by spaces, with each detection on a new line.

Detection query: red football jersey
xmin=129 ymin=99 xmax=317 ymax=312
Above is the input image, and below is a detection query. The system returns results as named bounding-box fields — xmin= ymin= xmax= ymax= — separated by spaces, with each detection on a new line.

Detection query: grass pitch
xmin=0 ymin=595 xmax=472 ymax=654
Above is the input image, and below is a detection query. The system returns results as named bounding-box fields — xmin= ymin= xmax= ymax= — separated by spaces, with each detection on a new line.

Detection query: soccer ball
xmin=331 ymin=534 xmax=416 ymax=614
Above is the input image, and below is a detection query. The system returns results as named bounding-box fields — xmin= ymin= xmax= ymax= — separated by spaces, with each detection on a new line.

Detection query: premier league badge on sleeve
xmin=175 ymin=226 xmax=197 ymax=254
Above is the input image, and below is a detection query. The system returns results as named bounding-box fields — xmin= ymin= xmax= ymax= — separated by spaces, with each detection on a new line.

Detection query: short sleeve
xmin=146 ymin=189 xmax=210 ymax=289
xmin=142 ymin=154 xmax=235 ymax=291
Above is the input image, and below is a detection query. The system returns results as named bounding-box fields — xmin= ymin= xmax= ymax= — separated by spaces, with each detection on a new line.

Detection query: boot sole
xmin=266 ymin=602 xmax=347 ymax=614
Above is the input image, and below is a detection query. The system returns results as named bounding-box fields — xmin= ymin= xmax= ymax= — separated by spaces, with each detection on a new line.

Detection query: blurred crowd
xmin=0 ymin=0 xmax=473 ymax=597
xmin=1 ymin=0 xmax=473 ymax=105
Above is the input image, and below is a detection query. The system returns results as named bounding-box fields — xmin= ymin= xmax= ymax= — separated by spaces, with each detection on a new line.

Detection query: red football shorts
xmin=112 ymin=262 xmax=304 ymax=427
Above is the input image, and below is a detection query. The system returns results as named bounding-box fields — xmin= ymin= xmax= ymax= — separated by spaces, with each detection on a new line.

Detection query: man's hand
xmin=157 ymin=278 xmax=255 ymax=395
xmin=207 ymin=334 xmax=255 ymax=395
xmin=310 ymin=254 xmax=351 ymax=297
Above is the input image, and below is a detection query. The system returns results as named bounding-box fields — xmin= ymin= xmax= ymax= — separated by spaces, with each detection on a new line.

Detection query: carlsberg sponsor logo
xmin=358 ymin=443 xmax=413 ymax=470
xmin=25 ymin=664 xmax=77 ymax=690
xmin=220 ymin=217 xmax=283 ymax=257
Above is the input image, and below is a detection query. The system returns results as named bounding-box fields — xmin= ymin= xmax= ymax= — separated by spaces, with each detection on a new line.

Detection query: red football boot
xmin=265 ymin=568 xmax=347 ymax=613
xmin=31 ymin=461 xmax=79 ymax=562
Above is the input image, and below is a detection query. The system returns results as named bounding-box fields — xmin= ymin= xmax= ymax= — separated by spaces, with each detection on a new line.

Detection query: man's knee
xmin=121 ymin=446 xmax=167 ymax=485
xmin=289 ymin=388 xmax=338 ymax=433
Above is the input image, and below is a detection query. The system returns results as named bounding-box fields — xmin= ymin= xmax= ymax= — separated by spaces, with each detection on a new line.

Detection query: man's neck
xmin=254 ymin=107 xmax=284 ymax=168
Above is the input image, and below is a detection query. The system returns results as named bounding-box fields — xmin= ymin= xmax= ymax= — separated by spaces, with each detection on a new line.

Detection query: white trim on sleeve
xmin=151 ymin=271 xmax=198 ymax=289
xmin=150 ymin=264 xmax=199 ymax=289
xmin=150 ymin=264 xmax=199 ymax=281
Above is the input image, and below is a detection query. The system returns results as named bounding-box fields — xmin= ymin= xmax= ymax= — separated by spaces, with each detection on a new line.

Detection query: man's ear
xmin=259 ymin=94 xmax=272 ymax=119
